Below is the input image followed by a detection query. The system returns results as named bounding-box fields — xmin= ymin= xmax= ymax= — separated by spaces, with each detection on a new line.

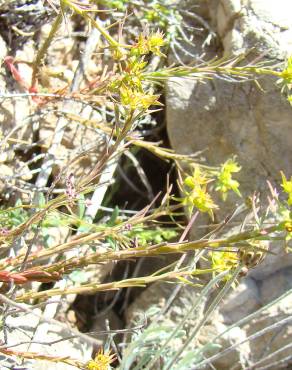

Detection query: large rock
xmin=209 ymin=0 xmax=292 ymax=57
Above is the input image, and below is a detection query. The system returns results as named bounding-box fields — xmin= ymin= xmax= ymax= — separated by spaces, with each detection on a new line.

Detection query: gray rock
xmin=1 ymin=309 xmax=92 ymax=370
xmin=167 ymin=75 xmax=292 ymax=212
xmin=200 ymin=313 xmax=251 ymax=369
xmin=0 ymin=34 xmax=7 ymax=60
xmin=260 ymin=267 xmax=292 ymax=304
xmin=248 ymin=243 xmax=292 ymax=280
xmin=219 ymin=0 xmax=292 ymax=57
xmin=126 ymin=281 xmax=206 ymax=325
xmin=244 ymin=294 xmax=292 ymax=368
xmin=220 ymin=277 xmax=261 ymax=323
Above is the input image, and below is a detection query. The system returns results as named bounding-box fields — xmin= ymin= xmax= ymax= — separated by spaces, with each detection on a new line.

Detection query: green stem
xmin=15 ymin=268 xmax=210 ymax=302
xmin=25 ymin=223 xmax=283 ymax=274
xmin=31 ymin=12 xmax=63 ymax=87
xmin=62 ymin=0 xmax=120 ymax=48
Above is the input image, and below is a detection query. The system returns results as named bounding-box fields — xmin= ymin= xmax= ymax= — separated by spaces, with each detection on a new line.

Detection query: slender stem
xmin=31 ymin=12 xmax=63 ymax=87
xmin=15 ymin=268 xmax=211 ymax=302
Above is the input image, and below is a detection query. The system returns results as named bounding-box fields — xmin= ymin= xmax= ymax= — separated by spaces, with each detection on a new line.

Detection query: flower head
xmin=86 ymin=349 xmax=115 ymax=370
xmin=215 ymin=157 xmax=241 ymax=200
xmin=188 ymin=186 xmax=217 ymax=215
xmin=131 ymin=31 xmax=165 ymax=57
xmin=120 ymin=86 xmax=161 ymax=110
xmin=285 ymin=220 xmax=292 ymax=233
xmin=184 ymin=166 xmax=209 ymax=188
xmin=181 ymin=166 xmax=217 ymax=217
xmin=210 ymin=249 xmax=239 ymax=281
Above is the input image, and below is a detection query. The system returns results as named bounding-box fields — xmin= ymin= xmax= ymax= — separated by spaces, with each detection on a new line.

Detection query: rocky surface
xmin=0 ymin=309 xmax=93 ymax=370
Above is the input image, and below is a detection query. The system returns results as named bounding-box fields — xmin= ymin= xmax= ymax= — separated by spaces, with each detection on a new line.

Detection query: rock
xmin=200 ymin=293 xmax=292 ymax=369
xmin=90 ymin=309 xmax=123 ymax=343
xmin=40 ymin=21 xmax=75 ymax=68
xmin=38 ymin=107 xmax=104 ymax=187
xmin=260 ymin=267 xmax=292 ymax=304
xmin=125 ymin=281 xmax=206 ymax=325
xmin=0 ymin=33 xmax=7 ymax=60
xmin=41 ymin=225 xmax=69 ymax=248
xmin=220 ymin=277 xmax=261 ymax=324
xmin=0 ymin=163 xmax=13 ymax=192
xmin=200 ymin=312 xmax=251 ymax=369
xmin=125 ymin=280 xmax=209 ymax=369
xmin=248 ymin=242 xmax=292 ymax=280
xmin=0 ymin=308 xmax=92 ymax=370
xmin=244 ymin=294 xmax=292 ymax=368
xmin=167 ymin=75 xmax=292 ymax=214
xmin=216 ymin=0 xmax=292 ymax=57
xmin=0 ymin=35 xmax=15 ymax=133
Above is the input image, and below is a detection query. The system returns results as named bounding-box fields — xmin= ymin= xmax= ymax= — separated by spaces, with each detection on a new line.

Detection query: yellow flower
xmin=211 ymin=249 xmax=239 ymax=270
xmin=182 ymin=184 xmax=218 ymax=218
xmin=281 ymin=171 xmax=292 ymax=205
xmin=86 ymin=349 xmax=115 ymax=370
xmin=180 ymin=167 xmax=218 ymax=217
xmin=279 ymin=55 xmax=292 ymax=89
xmin=284 ymin=220 xmax=292 ymax=233
xmin=210 ymin=249 xmax=239 ymax=281
xmin=190 ymin=186 xmax=217 ymax=214
xmin=184 ymin=166 xmax=209 ymax=188
xmin=148 ymin=31 xmax=165 ymax=56
xmin=215 ymin=158 xmax=241 ymax=200
xmin=120 ymin=86 xmax=161 ymax=110
xmin=131 ymin=31 xmax=165 ymax=57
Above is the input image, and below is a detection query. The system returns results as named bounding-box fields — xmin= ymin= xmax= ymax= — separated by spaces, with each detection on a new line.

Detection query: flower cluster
xmin=215 ymin=158 xmax=241 ymax=200
xmin=131 ymin=31 xmax=166 ymax=57
xmin=109 ymin=32 xmax=165 ymax=112
xmin=120 ymin=86 xmax=161 ymax=110
xmin=181 ymin=167 xmax=218 ymax=217
xmin=211 ymin=249 xmax=239 ymax=271
xmin=210 ymin=248 xmax=239 ymax=281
